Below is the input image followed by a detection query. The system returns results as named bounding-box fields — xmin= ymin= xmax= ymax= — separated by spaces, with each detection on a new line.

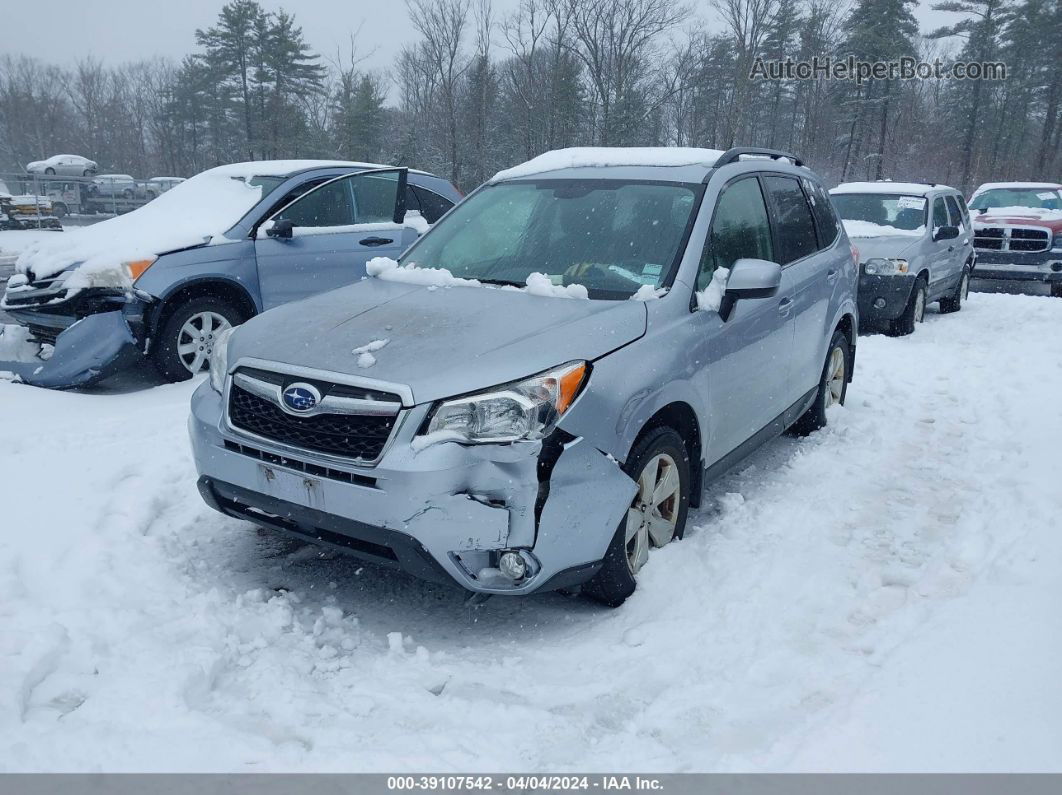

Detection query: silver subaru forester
xmin=189 ymin=147 xmax=858 ymax=606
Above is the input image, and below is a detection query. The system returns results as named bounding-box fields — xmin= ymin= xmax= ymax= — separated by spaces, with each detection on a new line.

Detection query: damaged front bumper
xmin=0 ymin=288 xmax=149 ymax=388
xmin=189 ymin=381 xmax=637 ymax=596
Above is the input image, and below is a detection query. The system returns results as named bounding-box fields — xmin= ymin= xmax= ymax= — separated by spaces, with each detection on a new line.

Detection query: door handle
xmin=826 ymin=268 xmax=839 ymax=283
xmin=359 ymin=236 xmax=394 ymax=247
xmin=778 ymin=297 xmax=793 ymax=316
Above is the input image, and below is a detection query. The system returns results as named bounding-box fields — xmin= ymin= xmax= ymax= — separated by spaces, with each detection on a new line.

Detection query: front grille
xmin=228 ymin=374 xmax=400 ymax=461
xmin=223 ymin=439 xmax=377 ymax=487
xmin=974 ymin=226 xmax=1050 ymax=252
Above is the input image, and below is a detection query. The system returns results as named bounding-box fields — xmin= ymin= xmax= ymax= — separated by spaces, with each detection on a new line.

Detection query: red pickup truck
xmin=969 ymin=182 xmax=1062 ymax=297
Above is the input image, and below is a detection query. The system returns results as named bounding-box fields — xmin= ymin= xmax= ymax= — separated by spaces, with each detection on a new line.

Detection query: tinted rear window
xmin=763 ymin=176 xmax=818 ymax=264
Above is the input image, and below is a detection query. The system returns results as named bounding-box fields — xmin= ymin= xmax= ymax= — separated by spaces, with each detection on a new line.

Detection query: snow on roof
xmin=492 ymin=147 xmax=727 ymax=182
xmin=15 ymin=160 xmax=381 ymax=282
xmin=972 ymin=182 xmax=1062 ymax=193
xmin=831 ymin=181 xmax=951 ymax=197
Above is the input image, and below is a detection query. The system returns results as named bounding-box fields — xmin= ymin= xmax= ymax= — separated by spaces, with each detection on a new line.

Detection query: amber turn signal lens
xmin=125 ymin=258 xmax=155 ymax=280
xmin=556 ymin=362 xmax=588 ymax=414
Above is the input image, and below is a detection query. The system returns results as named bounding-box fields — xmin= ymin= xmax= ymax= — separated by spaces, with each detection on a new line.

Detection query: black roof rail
xmin=713 ymin=147 xmax=804 ymax=168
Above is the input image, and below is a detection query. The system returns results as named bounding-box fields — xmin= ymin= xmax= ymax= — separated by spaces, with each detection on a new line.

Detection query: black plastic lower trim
xmin=197 ymin=476 xmax=458 ymax=589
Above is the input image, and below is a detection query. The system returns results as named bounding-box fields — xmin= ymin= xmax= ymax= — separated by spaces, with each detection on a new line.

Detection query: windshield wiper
xmin=477 ymin=277 xmax=527 ymax=288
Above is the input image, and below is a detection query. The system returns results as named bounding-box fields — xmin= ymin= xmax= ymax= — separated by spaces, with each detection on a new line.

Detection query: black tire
xmin=889 ymin=276 xmax=927 ymax=336
xmin=583 ymin=426 xmax=691 ymax=608
xmin=1051 ymin=283 xmax=1062 ymax=298
xmin=82 ymin=169 xmax=92 ymax=177
xmin=52 ymin=202 xmax=67 ymax=218
xmin=44 ymin=167 xmax=55 ymax=175
xmin=939 ymin=267 xmax=970 ymax=314
xmin=790 ymin=329 xmax=850 ymax=437
xmin=150 ymin=295 xmax=245 ymax=382
xmin=122 ymin=188 xmax=134 ymax=199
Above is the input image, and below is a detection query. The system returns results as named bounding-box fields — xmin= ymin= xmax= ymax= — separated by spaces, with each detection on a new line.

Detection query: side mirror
xmin=934 ymin=225 xmax=960 ymax=241
xmin=266 ymin=218 xmax=294 ymax=239
xmin=725 ymin=258 xmax=782 ymax=299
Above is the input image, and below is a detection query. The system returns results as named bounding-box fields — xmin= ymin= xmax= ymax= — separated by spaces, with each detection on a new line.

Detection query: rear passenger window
xmin=945 ymin=195 xmax=964 ymax=230
xmin=803 ymin=178 xmax=840 ymax=248
xmin=698 ymin=177 xmax=774 ymax=291
xmin=763 ymin=176 xmax=818 ymax=264
xmin=411 ymin=186 xmax=455 ymax=224
xmin=932 ymin=197 xmax=949 ymax=231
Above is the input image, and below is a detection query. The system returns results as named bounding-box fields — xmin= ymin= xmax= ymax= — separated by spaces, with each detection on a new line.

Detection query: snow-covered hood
xmin=14 ymin=160 xmax=374 ymax=285
xmin=228 ymin=278 xmax=648 ymax=404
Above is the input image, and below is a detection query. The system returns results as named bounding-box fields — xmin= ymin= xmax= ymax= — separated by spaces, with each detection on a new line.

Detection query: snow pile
xmin=842 ymin=219 xmax=924 ymax=238
xmin=524 ymin=271 xmax=588 ymax=299
xmin=366 ymin=257 xmax=482 ymax=289
xmin=695 ymin=267 xmax=729 ymax=312
xmin=0 ymin=230 xmax=64 ymax=262
xmin=831 ymin=181 xmax=939 ymax=196
xmin=14 ymin=160 xmax=381 ymax=283
xmin=972 ymin=207 xmax=1062 ymax=221
xmin=2 ymin=293 xmax=1062 ymax=772
xmin=367 ymin=257 xmax=590 ymax=299
xmin=0 ymin=324 xmax=51 ymax=363
xmin=492 ymin=147 xmax=726 ymax=181
xmin=630 ymin=285 xmax=668 ymax=301
xmin=352 ymin=339 xmax=388 ymax=368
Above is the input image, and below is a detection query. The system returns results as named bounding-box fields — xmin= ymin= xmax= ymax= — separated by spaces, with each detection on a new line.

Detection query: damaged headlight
xmin=423 ymin=361 xmax=588 ymax=444
xmin=863 ymin=258 xmax=909 ymax=276
xmin=208 ymin=327 xmax=235 ymax=393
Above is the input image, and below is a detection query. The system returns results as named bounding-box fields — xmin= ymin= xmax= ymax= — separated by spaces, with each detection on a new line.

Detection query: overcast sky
xmin=2 ymin=0 xmax=960 ymax=103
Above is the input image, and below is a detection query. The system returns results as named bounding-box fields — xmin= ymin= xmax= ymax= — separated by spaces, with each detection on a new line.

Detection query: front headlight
xmin=423 ymin=361 xmax=588 ymax=444
xmin=864 ymin=258 xmax=909 ymax=275
xmin=1052 ymin=235 xmax=1062 ymax=252
xmin=208 ymin=327 xmax=234 ymax=392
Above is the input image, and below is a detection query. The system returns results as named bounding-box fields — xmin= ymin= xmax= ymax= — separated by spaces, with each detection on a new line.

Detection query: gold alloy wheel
xmin=625 ymin=453 xmax=682 ymax=575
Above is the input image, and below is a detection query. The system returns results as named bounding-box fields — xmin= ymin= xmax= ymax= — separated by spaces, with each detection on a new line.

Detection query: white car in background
xmin=25 ymin=154 xmax=98 ymax=176
xmin=90 ymin=174 xmax=138 ymax=198
xmin=145 ymin=177 xmax=186 ymax=198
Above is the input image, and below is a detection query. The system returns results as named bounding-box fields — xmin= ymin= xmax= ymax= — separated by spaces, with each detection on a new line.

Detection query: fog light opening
xmin=499 ymin=551 xmax=527 ymax=581
xmin=873 ymin=297 xmax=887 ymax=309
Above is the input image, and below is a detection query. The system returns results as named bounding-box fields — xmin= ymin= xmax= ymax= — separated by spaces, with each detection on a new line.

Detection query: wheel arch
xmin=148 ymin=278 xmax=258 ymax=348
xmin=630 ymin=401 xmax=703 ymax=509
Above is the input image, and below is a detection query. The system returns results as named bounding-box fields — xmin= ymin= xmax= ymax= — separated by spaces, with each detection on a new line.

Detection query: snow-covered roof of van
xmin=831 ymin=181 xmax=952 ymax=196
xmin=492 ymin=147 xmax=727 ymax=181
xmin=972 ymin=182 xmax=1061 ymax=192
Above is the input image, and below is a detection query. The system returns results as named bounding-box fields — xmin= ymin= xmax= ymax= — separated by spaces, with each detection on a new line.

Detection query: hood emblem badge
xmin=281 ymin=382 xmax=321 ymax=414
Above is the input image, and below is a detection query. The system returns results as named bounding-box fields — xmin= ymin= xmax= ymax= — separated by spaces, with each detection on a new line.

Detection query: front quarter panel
xmin=134 ymin=240 xmax=262 ymax=311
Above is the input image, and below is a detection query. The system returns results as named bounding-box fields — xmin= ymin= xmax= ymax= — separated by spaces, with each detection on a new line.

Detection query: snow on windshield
xmin=366 ymin=257 xmax=590 ymax=299
xmin=14 ymin=160 xmax=375 ymax=284
xmin=842 ymin=219 xmax=924 ymax=238
xmin=492 ymin=146 xmax=725 ymax=181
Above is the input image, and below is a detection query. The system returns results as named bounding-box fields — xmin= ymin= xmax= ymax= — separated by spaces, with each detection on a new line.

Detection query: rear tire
xmin=583 ymin=426 xmax=691 ymax=608
xmin=1052 ymin=283 xmax=1062 ymax=298
xmin=150 ymin=296 xmax=244 ymax=382
xmin=52 ymin=202 xmax=67 ymax=218
xmin=939 ymin=268 xmax=970 ymax=314
xmin=889 ymin=277 xmax=927 ymax=336
xmin=790 ymin=329 xmax=850 ymax=437
xmin=44 ymin=167 xmax=55 ymax=175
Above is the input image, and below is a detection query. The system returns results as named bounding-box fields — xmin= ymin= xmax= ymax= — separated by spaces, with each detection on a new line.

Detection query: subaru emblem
xmin=281 ymin=382 xmax=321 ymax=413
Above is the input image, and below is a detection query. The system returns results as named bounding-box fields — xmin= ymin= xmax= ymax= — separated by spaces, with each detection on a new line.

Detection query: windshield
xmin=247 ymin=175 xmax=287 ymax=195
xmin=832 ymin=193 xmax=927 ymax=234
xmin=399 ymin=179 xmax=701 ymax=299
xmin=970 ymin=187 xmax=1061 ymax=211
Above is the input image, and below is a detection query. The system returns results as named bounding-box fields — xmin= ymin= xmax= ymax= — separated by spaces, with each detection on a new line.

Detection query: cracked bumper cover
xmin=0 ymin=308 xmax=146 ymax=388
xmin=189 ymin=381 xmax=637 ymax=595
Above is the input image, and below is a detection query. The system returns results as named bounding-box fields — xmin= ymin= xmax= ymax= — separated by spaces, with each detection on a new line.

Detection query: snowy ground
xmin=0 ymin=291 xmax=1060 ymax=772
